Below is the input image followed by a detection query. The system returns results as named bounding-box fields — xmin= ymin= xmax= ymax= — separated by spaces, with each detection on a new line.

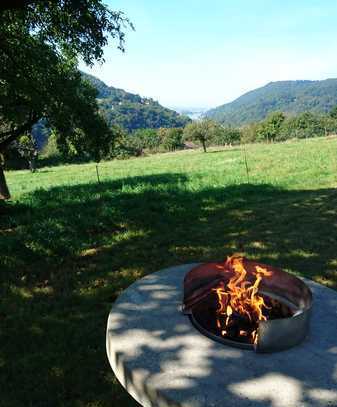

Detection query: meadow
xmin=1 ymin=136 xmax=337 ymax=406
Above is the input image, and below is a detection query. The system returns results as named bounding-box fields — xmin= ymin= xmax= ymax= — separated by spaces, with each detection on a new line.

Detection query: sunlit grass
xmin=6 ymin=137 xmax=337 ymax=198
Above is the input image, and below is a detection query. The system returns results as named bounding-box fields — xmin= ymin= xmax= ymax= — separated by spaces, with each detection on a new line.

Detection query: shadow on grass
xmin=37 ymin=154 xmax=91 ymax=169
xmin=0 ymin=173 xmax=336 ymax=406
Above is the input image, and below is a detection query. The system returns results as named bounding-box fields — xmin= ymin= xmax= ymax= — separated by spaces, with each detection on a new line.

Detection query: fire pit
xmin=183 ymin=255 xmax=312 ymax=352
xmin=106 ymin=263 xmax=337 ymax=407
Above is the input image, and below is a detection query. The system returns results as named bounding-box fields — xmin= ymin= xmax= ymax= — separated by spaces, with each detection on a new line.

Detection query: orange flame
xmin=213 ymin=255 xmax=272 ymax=344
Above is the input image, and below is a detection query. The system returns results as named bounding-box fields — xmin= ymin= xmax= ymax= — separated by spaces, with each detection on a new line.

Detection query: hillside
xmin=205 ymin=79 xmax=337 ymax=126
xmin=82 ymin=72 xmax=190 ymax=131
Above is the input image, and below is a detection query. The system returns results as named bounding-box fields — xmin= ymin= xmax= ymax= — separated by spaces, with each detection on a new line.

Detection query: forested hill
xmin=82 ymin=72 xmax=190 ymax=131
xmin=205 ymin=79 xmax=337 ymax=126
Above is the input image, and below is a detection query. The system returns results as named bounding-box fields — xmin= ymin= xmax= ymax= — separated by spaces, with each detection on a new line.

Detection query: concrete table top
xmin=106 ymin=264 xmax=337 ymax=407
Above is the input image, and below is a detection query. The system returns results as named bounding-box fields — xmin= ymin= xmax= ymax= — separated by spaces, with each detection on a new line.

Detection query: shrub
xmin=241 ymin=123 xmax=260 ymax=144
xmin=158 ymin=128 xmax=184 ymax=151
xmin=255 ymin=112 xmax=286 ymax=142
xmin=277 ymin=112 xmax=326 ymax=140
xmin=131 ymin=128 xmax=161 ymax=151
xmin=41 ymin=131 xmax=60 ymax=158
xmin=212 ymin=127 xmax=241 ymax=146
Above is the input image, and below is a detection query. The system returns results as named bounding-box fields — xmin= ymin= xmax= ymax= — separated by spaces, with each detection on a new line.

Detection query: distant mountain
xmin=171 ymin=107 xmax=208 ymax=120
xmin=82 ymin=72 xmax=190 ymax=131
xmin=205 ymin=79 xmax=337 ymax=126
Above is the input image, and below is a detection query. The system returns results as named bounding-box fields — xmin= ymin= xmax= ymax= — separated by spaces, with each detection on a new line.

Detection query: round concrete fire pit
xmin=106 ymin=264 xmax=337 ymax=407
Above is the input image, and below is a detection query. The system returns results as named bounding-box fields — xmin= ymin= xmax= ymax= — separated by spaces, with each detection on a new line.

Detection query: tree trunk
xmin=202 ymin=140 xmax=207 ymax=153
xmin=28 ymin=159 xmax=36 ymax=173
xmin=0 ymin=113 xmax=39 ymax=199
xmin=0 ymin=165 xmax=10 ymax=200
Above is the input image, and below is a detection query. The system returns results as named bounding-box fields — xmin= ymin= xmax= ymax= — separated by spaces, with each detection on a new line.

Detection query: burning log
xmin=183 ymin=254 xmax=312 ymax=352
xmin=211 ymin=255 xmax=277 ymax=344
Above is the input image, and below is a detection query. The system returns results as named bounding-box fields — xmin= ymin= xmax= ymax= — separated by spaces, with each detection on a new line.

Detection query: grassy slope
xmin=1 ymin=137 xmax=337 ymax=406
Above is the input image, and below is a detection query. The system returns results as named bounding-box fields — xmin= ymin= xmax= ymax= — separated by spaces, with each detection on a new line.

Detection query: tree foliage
xmin=183 ymin=119 xmax=220 ymax=152
xmin=0 ymin=0 xmax=132 ymax=198
xmin=330 ymin=105 xmax=337 ymax=119
xmin=128 ymin=129 xmax=161 ymax=152
xmin=211 ymin=127 xmax=241 ymax=146
xmin=241 ymin=110 xmax=337 ymax=143
xmin=158 ymin=128 xmax=184 ymax=151
xmin=255 ymin=112 xmax=286 ymax=142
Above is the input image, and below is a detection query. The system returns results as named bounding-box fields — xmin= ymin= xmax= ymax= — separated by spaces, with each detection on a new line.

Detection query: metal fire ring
xmin=183 ymin=259 xmax=313 ymax=353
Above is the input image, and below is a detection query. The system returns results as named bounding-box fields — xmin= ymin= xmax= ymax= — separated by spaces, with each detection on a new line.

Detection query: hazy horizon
xmin=80 ymin=0 xmax=337 ymax=109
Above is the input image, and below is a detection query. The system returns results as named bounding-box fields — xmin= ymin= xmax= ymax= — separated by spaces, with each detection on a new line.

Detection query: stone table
xmin=106 ymin=264 xmax=337 ymax=407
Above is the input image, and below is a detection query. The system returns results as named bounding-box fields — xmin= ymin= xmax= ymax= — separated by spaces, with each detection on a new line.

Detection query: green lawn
xmin=1 ymin=137 xmax=337 ymax=406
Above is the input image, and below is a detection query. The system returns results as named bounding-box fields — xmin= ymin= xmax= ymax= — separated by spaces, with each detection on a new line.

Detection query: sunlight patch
xmin=229 ymin=373 xmax=302 ymax=407
xmin=249 ymin=241 xmax=268 ymax=249
xmin=10 ymin=285 xmax=33 ymax=299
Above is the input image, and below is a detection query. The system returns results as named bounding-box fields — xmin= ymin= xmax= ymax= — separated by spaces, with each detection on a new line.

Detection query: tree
xmin=0 ymin=1 xmax=132 ymax=199
xmin=211 ymin=126 xmax=241 ymax=146
xmin=256 ymin=112 xmax=286 ymax=142
xmin=279 ymin=112 xmax=329 ymax=140
xmin=131 ymin=128 xmax=161 ymax=151
xmin=158 ymin=128 xmax=184 ymax=151
xmin=329 ymin=105 xmax=337 ymax=120
xmin=183 ymin=119 xmax=219 ymax=152
xmin=111 ymin=125 xmax=144 ymax=159
xmin=241 ymin=122 xmax=259 ymax=144
xmin=15 ymin=134 xmax=38 ymax=172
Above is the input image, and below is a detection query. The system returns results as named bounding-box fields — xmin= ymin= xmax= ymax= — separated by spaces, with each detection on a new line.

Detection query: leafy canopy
xmin=0 ymin=1 xmax=132 ymax=161
xmin=158 ymin=128 xmax=184 ymax=151
xmin=330 ymin=105 xmax=337 ymax=119
xmin=255 ymin=112 xmax=286 ymax=142
xmin=183 ymin=119 xmax=222 ymax=152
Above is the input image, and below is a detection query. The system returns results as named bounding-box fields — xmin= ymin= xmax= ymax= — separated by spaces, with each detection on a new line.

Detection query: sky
xmin=80 ymin=0 xmax=337 ymax=109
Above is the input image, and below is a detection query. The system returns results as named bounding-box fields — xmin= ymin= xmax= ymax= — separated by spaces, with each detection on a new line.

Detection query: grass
xmin=1 ymin=137 xmax=337 ymax=406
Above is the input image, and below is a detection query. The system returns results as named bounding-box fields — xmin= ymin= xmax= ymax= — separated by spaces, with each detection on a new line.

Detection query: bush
xmin=241 ymin=123 xmax=260 ymax=144
xmin=322 ymin=115 xmax=337 ymax=134
xmin=158 ymin=128 xmax=184 ymax=151
xmin=110 ymin=139 xmax=142 ymax=159
xmin=41 ymin=131 xmax=60 ymax=158
xmin=255 ymin=112 xmax=286 ymax=142
xmin=4 ymin=134 xmax=38 ymax=170
xmin=240 ymin=111 xmax=337 ymax=144
xmin=131 ymin=128 xmax=161 ymax=151
xmin=211 ymin=127 xmax=241 ymax=146
xmin=277 ymin=112 xmax=326 ymax=140
xmin=108 ymin=126 xmax=143 ymax=159
xmin=39 ymin=130 xmax=82 ymax=166
xmin=329 ymin=105 xmax=337 ymax=119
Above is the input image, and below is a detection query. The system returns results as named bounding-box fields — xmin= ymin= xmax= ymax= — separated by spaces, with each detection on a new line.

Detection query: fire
xmin=213 ymin=255 xmax=272 ymax=344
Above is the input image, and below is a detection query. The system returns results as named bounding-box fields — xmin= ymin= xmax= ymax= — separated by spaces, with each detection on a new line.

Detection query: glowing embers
xmin=183 ymin=255 xmax=312 ymax=352
xmin=192 ymin=284 xmax=294 ymax=347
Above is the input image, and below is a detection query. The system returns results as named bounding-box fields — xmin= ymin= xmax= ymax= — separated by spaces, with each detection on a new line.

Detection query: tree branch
xmin=0 ymin=113 xmax=39 ymax=152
